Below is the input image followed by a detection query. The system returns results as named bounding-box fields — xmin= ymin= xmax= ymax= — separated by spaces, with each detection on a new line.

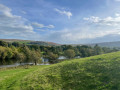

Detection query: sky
xmin=0 ymin=0 xmax=120 ymax=44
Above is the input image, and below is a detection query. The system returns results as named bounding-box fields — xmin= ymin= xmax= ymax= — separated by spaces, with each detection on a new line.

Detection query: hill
xmin=0 ymin=39 xmax=60 ymax=46
xmin=0 ymin=51 xmax=120 ymax=89
xmin=68 ymin=41 xmax=120 ymax=48
xmin=88 ymin=41 xmax=120 ymax=48
xmin=1 ymin=39 xmax=120 ymax=48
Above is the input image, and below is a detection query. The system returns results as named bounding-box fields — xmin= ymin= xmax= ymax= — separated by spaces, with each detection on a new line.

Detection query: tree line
xmin=0 ymin=41 xmax=41 ymax=65
xmin=0 ymin=40 xmax=118 ymax=65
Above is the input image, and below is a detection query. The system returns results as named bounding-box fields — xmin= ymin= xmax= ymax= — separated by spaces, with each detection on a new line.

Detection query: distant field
xmin=1 ymin=51 xmax=120 ymax=89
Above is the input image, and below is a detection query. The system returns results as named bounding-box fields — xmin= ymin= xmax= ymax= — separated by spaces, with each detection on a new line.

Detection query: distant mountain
xmin=0 ymin=39 xmax=61 ymax=46
xmin=69 ymin=41 xmax=120 ymax=48
xmin=88 ymin=41 xmax=120 ymax=48
xmin=1 ymin=39 xmax=120 ymax=48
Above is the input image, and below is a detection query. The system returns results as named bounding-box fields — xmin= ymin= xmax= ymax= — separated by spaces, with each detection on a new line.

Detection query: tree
xmin=15 ymin=53 xmax=26 ymax=64
xmin=31 ymin=50 xmax=41 ymax=65
xmin=6 ymin=48 xmax=13 ymax=59
xmin=29 ymin=45 xmax=39 ymax=50
xmin=64 ymin=49 xmax=75 ymax=59
xmin=0 ymin=41 xmax=8 ymax=47
xmin=12 ymin=42 xmax=21 ymax=47
xmin=20 ymin=46 xmax=32 ymax=62
xmin=80 ymin=48 xmax=88 ymax=57
xmin=74 ymin=47 xmax=80 ymax=56
xmin=0 ymin=46 xmax=7 ymax=64
xmin=94 ymin=44 xmax=103 ymax=55
xmin=46 ymin=52 xmax=58 ymax=63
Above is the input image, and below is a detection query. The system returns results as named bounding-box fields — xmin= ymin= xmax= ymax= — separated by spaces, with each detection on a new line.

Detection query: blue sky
xmin=0 ymin=0 xmax=120 ymax=44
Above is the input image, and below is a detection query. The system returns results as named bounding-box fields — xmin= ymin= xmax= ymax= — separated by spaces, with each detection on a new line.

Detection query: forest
xmin=0 ymin=40 xmax=118 ymax=65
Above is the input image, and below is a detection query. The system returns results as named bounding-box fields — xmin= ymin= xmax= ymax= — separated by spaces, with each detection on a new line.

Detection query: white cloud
xmin=0 ymin=4 xmax=13 ymax=17
xmin=32 ymin=22 xmax=44 ymax=28
xmin=84 ymin=16 xmax=100 ymax=23
xmin=32 ymin=22 xmax=55 ymax=28
xmin=47 ymin=25 xmax=55 ymax=28
xmin=46 ymin=27 xmax=120 ymax=44
xmin=83 ymin=14 xmax=120 ymax=26
xmin=55 ymin=8 xmax=72 ymax=19
xmin=0 ymin=4 xmax=55 ymax=40
xmin=46 ymin=13 xmax=120 ymax=43
xmin=0 ymin=4 xmax=40 ymax=40
xmin=115 ymin=13 xmax=120 ymax=16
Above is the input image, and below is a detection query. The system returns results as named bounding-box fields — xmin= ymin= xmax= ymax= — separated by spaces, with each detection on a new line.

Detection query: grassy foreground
xmin=1 ymin=52 xmax=120 ymax=90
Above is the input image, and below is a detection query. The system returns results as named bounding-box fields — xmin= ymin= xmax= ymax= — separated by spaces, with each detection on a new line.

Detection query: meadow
xmin=1 ymin=51 xmax=120 ymax=90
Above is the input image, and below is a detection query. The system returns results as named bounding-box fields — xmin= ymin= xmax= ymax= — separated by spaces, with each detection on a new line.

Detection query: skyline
xmin=0 ymin=0 xmax=120 ymax=44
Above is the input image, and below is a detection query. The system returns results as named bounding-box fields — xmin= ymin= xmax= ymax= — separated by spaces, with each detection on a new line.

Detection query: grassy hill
xmin=1 ymin=51 xmax=120 ymax=89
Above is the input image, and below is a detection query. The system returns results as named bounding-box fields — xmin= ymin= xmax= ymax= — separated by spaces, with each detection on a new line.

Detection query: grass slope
xmin=0 ymin=66 xmax=48 ymax=90
xmin=1 ymin=52 xmax=120 ymax=90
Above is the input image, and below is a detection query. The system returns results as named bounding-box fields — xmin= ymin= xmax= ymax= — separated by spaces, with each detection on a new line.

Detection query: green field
xmin=1 ymin=51 xmax=120 ymax=90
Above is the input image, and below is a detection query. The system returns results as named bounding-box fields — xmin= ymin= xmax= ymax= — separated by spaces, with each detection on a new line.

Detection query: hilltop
xmin=0 ymin=51 xmax=120 ymax=89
